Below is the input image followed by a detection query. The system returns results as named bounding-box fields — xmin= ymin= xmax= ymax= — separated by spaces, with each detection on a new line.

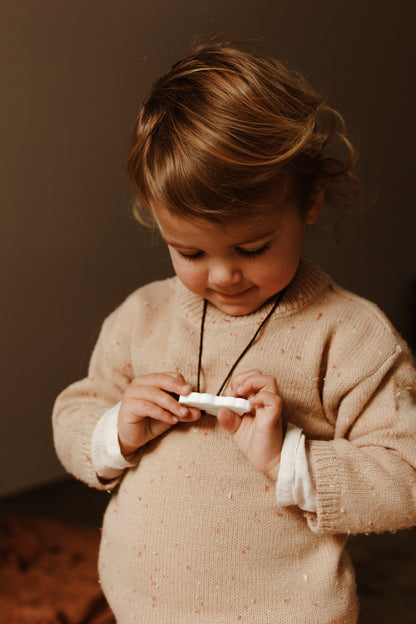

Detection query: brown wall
xmin=1 ymin=0 xmax=415 ymax=495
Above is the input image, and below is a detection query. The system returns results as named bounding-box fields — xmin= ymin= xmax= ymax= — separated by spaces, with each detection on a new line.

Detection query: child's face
xmin=154 ymin=202 xmax=318 ymax=316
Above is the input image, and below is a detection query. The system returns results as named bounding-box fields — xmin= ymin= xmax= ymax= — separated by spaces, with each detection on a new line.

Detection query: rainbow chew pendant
xmin=178 ymin=392 xmax=251 ymax=417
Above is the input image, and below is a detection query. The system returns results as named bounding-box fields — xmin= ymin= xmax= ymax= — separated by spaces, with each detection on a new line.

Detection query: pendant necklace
xmin=196 ymin=293 xmax=283 ymax=396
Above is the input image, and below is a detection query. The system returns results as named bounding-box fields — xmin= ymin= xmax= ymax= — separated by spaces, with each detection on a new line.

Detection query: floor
xmin=1 ymin=477 xmax=416 ymax=623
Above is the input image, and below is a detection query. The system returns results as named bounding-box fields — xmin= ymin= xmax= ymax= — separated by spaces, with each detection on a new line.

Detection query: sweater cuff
xmin=275 ymin=423 xmax=317 ymax=512
xmin=91 ymin=402 xmax=139 ymax=479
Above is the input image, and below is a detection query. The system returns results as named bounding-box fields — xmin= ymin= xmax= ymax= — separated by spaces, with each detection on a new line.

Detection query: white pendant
xmin=179 ymin=392 xmax=251 ymax=416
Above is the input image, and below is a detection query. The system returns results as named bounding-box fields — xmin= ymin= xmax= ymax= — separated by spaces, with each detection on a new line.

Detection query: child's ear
xmin=305 ymin=183 xmax=328 ymax=225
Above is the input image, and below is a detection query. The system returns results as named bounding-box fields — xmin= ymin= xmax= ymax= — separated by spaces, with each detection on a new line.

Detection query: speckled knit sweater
xmin=53 ymin=259 xmax=416 ymax=624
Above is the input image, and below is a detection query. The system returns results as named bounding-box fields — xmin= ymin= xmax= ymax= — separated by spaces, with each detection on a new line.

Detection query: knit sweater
xmin=52 ymin=259 xmax=416 ymax=624
xmin=90 ymin=401 xmax=317 ymax=511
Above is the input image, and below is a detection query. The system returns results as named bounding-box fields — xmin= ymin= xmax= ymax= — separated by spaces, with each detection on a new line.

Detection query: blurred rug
xmin=0 ymin=514 xmax=114 ymax=623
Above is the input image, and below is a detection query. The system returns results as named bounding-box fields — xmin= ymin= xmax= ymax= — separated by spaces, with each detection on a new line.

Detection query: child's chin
xmin=209 ymin=297 xmax=262 ymax=317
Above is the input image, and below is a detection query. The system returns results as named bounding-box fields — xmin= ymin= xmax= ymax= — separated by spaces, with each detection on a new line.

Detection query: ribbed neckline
xmin=177 ymin=258 xmax=330 ymax=328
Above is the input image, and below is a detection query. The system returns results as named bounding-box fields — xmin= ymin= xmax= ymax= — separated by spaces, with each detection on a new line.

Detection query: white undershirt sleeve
xmin=91 ymin=402 xmax=139 ymax=479
xmin=275 ymin=423 xmax=317 ymax=512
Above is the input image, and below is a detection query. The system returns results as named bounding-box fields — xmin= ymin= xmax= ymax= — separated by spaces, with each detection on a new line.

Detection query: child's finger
xmin=142 ymin=418 xmax=174 ymax=443
xmin=250 ymin=389 xmax=282 ymax=409
xmin=122 ymin=397 xmax=183 ymax=425
xmin=163 ymin=371 xmax=193 ymax=390
xmin=235 ymin=373 xmax=278 ymax=398
xmin=131 ymin=373 xmax=192 ymax=397
xmin=216 ymin=407 xmax=242 ymax=434
xmin=230 ymin=369 xmax=262 ymax=394
xmin=177 ymin=406 xmax=202 ymax=421
xmin=250 ymin=391 xmax=282 ymax=427
xmin=118 ymin=412 xmax=173 ymax=454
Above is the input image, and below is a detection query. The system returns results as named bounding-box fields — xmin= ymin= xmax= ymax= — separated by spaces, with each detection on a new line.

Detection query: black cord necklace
xmin=196 ymin=294 xmax=282 ymax=396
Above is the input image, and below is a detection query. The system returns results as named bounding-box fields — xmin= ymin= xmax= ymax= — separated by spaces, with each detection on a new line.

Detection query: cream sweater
xmin=53 ymin=260 xmax=416 ymax=623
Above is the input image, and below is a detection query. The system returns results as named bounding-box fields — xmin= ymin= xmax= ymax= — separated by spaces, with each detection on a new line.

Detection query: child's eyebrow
xmin=160 ymin=236 xmax=192 ymax=248
xmin=237 ymin=232 xmax=274 ymax=245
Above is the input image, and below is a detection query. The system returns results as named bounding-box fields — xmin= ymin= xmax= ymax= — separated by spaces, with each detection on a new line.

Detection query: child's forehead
xmin=154 ymin=203 xmax=287 ymax=245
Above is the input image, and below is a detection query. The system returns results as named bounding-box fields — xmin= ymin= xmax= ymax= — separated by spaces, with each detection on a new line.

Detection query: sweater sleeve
xmin=307 ymin=327 xmax=416 ymax=535
xmin=52 ymin=295 xmax=137 ymax=491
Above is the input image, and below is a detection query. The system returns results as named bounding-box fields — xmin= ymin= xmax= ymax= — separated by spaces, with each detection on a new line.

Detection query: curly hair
xmin=127 ymin=41 xmax=361 ymax=226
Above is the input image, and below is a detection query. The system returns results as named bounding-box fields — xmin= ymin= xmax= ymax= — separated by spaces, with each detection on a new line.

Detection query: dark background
xmin=1 ymin=0 xmax=415 ymax=496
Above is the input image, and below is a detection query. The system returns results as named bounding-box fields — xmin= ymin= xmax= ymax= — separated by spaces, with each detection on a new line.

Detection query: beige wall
xmin=1 ymin=0 xmax=415 ymax=496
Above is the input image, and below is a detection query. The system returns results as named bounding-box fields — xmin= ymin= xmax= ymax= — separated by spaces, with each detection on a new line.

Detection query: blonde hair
xmin=127 ymin=41 xmax=361 ymax=226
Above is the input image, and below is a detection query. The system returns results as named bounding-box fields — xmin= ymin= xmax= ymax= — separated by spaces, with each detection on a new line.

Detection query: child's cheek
xmin=174 ymin=262 xmax=206 ymax=294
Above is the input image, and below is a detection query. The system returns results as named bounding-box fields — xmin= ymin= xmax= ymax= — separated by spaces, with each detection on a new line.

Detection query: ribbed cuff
xmin=306 ymin=440 xmax=344 ymax=532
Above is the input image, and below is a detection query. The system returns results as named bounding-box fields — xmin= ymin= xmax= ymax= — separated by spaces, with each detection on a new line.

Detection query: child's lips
xmin=215 ymin=288 xmax=252 ymax=299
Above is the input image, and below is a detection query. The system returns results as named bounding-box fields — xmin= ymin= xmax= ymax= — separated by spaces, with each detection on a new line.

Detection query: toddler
xmin=53 ymin=42 xmax=416 ymax=623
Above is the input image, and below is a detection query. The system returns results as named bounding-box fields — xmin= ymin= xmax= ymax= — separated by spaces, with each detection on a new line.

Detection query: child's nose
xmin=209 ymin=261 xmax=242 ymax=288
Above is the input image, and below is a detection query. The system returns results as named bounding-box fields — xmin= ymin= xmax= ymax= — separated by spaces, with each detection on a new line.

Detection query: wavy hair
xmin=127 ymin=41 xmax=361 ymax=226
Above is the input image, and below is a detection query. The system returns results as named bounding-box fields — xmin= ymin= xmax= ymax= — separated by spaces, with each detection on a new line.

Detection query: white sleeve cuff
xmin=275 ymin=423 xmax=317 ymax=512
xmin=91 ymin=402 xmax=139 ymax=479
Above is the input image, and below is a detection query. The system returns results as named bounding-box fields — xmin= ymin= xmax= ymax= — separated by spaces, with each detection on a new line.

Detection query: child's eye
xmin=175 ymin=243 xmax=270 ymax=261
xmin=236 ymin=243 xmax=270 ymax=258
xmin=177 ymin=250 xmax=204 ymax=261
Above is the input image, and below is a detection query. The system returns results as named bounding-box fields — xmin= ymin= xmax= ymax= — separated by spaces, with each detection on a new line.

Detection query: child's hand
xmin=118 ymin=372 xmax=201 ymax=456
xmin=217 ymin=370 xmax=283 ymax=481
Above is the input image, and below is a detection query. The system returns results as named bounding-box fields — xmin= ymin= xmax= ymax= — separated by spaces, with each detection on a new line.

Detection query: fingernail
xmin=172 ymin=416 xmax=179 ymax=424
xmin=180 ymin=407 xmax=189 ymax=417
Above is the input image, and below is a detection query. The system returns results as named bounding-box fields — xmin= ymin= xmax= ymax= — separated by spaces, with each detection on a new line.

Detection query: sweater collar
xmin=176 ymin=258 xmax=330 ymax=327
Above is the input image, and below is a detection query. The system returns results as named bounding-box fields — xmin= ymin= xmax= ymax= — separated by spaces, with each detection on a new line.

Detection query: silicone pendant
xmin=178 ymin=392 xmax=251 ymax=416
